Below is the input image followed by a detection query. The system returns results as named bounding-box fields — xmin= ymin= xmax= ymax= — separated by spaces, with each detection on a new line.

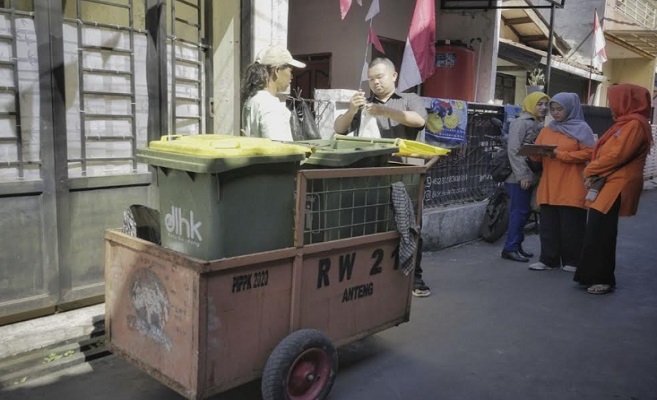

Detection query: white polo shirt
xmin=241 ymin=90 xmax=293 ymax=141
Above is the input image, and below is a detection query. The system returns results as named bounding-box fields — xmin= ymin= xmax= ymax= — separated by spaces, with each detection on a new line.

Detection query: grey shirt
xmin=506 ymin=112 xmax=544 ymax=183
xmin=351 ymin=92 xmax=427 ymax=140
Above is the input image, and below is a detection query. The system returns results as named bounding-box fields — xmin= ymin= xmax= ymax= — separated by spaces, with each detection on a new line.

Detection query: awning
xmin=605 ymin=31 xmax=657 ymax=58
xmin=498 ymin=38 xmax=606 ymax=82
xmin=500 ymin=0 xmax=570 ymax=56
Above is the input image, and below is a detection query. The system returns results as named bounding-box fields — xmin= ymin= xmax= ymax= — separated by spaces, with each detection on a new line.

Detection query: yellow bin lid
xmin=148 ymin=134 xmax=313 ymax=157
xmin=137 ymin=134 xmax=313 ymax=173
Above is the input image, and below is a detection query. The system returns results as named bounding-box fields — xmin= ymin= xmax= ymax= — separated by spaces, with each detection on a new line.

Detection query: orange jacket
xmin=584 ymin=119 xmax=650 ymax=216
xmin=533 ymin=127 xmax=592 ymax=209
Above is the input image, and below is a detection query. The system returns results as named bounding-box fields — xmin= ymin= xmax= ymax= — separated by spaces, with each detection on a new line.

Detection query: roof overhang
xmin=498 ymin=38 xmax=605 ymax=82
xmin=500 ymin=0 xmax=570 ymax=56
xmin=605 ymin=31 xmax=657 ymax=59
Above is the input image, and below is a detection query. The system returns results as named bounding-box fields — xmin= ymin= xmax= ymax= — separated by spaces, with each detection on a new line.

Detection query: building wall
xmin=436 ymin=7 xmax=499 ymax=103
xmin=212 ymin=0 xmax=241 ymax=134
xmin=535 ymin=0 xmax=606 ymax=66
xmin=609 ymin=58 xmax=657 ymax=88
xmin=287 ymin=0 xmax=498 ymax=102
xmin=288 ymin=0 xmax=414 ymax=91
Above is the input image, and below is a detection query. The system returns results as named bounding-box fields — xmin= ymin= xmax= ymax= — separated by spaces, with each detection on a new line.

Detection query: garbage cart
xmin=105 ymin=158 xmax=436 ymax=400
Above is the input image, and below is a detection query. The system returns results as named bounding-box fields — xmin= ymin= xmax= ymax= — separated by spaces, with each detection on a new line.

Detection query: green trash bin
xmin=137 ymin=135 xmax=309 ymax=259
xmin=298 ymin=139 xmax=399 ymax=168
xmin=296 ymin=139 xmax=401 ymax=244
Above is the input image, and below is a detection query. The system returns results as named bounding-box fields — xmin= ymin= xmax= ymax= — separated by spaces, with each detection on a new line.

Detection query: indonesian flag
xmin=398 ymin=0 xmax=436 ymax=92
xmin=340 ymin=0 xmax=352 ymax=20
xmin=592 ymin=11 xmax=608 ymax=70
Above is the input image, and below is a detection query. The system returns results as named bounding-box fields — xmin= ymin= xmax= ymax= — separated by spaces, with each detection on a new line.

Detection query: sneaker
xmin=412 ymin=284 xmax=431 ymax=297
xmin=562 ymin=265 xmax=577 ymax=272
xmin=529 ymin=262 xmax=557 ymax=271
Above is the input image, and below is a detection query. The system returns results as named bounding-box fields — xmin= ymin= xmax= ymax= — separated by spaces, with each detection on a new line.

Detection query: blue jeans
xmin=502 ymin=182 xmax=532 ymax=253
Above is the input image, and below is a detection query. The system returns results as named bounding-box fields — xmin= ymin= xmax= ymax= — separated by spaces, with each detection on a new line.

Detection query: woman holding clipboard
xmin=528 ymin=93 xmax=595 ymax=272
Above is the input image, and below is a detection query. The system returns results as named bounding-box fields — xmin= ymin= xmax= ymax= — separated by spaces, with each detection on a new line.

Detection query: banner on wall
xmin=422 ymin=97 xmax=468 ymax=145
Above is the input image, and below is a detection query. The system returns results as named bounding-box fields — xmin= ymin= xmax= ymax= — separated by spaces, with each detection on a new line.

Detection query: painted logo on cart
xmin=128 ymin=269 xmax=172 ymax=351
xmin=164 ymin=206 xmax=203 ymax=245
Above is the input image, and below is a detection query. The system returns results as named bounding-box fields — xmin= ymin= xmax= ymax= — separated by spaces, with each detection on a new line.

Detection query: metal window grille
xmin=169 ymin=0 xmax=204 ymax=135
xmin=615 ymin=0 xmax=657 ymax=29
xmin=0 ymin=1 xmax=36 ymax=181
xmin=64 ymin=0 xmax=147 ymax=177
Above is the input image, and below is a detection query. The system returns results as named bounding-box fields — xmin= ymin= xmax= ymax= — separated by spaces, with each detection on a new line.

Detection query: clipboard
xmin=517 ymin=144 xmax=557 ymax=156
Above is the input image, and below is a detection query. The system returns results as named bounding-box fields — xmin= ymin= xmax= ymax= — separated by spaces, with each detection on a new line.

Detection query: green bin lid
xmin=297 ymin=139 xmax=399 ymax=167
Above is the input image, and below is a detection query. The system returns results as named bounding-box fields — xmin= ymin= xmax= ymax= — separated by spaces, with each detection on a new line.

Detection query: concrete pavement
xmin=1 ymin=187 xmax=656 ymax=399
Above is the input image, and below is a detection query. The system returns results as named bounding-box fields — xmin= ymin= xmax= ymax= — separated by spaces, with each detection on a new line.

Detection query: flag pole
xmin=587 ymin=9 xmax=595 ymax=104
xmin=359 ymin=19 xmax=373 ymax=90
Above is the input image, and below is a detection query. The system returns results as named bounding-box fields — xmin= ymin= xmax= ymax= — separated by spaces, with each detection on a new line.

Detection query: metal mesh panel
xmin=303 ymin=171 xmax=422 ymax=245
xmin=424 ymin=103 xmax=504 ymax=208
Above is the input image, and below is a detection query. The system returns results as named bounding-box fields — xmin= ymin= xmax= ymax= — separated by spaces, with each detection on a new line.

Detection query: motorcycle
xmin=480 ymin=117 xmax=510 ymax=243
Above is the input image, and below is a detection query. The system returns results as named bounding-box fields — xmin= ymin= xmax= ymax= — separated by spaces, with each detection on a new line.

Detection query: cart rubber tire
xmin=261 ymin=329 xmax=338 ymax=400
xmin=480 ymin=189 xmax=510 ymax=243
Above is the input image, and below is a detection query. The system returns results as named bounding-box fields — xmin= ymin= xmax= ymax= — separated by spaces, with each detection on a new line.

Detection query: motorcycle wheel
xmin=480 ymin=189 xmax=510 ymax=243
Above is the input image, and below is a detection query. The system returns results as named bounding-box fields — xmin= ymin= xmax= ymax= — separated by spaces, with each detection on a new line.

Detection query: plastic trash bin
xmin=137 ymin=134 xmax=310 ymax=260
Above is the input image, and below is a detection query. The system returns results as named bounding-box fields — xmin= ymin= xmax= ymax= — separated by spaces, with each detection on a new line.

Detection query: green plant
xmin=527 ymin=68 xmax=546 ymax=86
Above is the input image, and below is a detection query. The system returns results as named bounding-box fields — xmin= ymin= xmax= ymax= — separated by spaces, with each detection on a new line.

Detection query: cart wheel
xmin=261 ymin=329 xmax=338 ymax=400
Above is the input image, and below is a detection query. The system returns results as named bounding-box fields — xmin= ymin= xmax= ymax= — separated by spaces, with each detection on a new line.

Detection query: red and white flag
xmin=592 ymin=11 xmax=607 ymax=70
xmin=340 ymin=0 xmax=352 ymax=20
xmin=398 ymin=0 xmax=436 ymax=92
xmin=368 ymin=26 xmax=385 ymax=54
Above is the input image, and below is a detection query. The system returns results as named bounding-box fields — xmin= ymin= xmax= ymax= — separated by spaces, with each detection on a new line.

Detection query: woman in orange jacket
xmin=529 ymin=93 xmax=595 ymax=272
xmin=574 ymin=84 xmax=654 ymax=295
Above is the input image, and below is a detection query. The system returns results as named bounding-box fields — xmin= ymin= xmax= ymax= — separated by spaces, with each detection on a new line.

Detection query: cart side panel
xmin=299 ymin=237 xmax=412 ymax=344
xmin=106 ymin=239 xmax=200 ymax=397
xmin=201 ymin=257 xmax=294 ymax=393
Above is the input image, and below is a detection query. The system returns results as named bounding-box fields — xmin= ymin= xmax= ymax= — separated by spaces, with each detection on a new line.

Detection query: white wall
xmin=288 ymin=0 xmax=498 ymax=102
xmin=212 ymin=0 xmax=241 ymax=134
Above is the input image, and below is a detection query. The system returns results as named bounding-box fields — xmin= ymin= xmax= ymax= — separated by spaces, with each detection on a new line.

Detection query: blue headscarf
xmin=548 ymin=93 xmax=595 ymax=148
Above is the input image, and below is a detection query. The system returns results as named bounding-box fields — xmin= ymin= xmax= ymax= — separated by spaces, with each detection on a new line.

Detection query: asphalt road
xmin=3 ymin=190 xmax=657 ymax=400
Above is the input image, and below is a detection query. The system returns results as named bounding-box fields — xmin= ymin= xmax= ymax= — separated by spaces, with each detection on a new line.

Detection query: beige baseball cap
xmin=255 ymin=45 xmax=306 ymax=68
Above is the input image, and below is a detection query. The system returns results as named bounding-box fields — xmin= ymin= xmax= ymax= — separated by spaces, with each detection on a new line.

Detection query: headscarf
xmin=593 ymin=83 xmax=653 ymax=159
xmin=522 ymin=91 xmax=549 ymax=119
xmin=548 ymin=92 xmax=596 ymax=147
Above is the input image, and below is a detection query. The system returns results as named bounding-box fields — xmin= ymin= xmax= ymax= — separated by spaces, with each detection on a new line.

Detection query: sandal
xmin=587 ymin=284 xmax=614 ymax=295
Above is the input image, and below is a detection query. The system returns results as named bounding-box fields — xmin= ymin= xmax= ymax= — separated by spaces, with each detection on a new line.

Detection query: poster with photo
xmin=422 ymin=97 xmax=468 ymax=145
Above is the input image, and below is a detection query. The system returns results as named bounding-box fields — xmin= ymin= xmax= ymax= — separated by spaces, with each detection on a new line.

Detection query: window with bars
xmin=0 ymin=1 xmax=38 ymax=182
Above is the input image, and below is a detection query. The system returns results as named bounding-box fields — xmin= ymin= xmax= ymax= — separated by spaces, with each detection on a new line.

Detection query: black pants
xmin=539 ymin=204 xmax=587 ymax=268
xmin=574 ymin=196 xmax=621 ymax=287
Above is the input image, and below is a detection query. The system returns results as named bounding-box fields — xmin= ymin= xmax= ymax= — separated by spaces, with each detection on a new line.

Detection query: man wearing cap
xmin=240 ymin=45 xmax=306 ymax=141
xmin=333 ymin=57 xmax=431 ymax=298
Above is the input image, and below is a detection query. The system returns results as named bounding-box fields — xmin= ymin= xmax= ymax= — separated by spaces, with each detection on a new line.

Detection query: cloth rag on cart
xmin=390 ymin=182 xmax=420 ymax=276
